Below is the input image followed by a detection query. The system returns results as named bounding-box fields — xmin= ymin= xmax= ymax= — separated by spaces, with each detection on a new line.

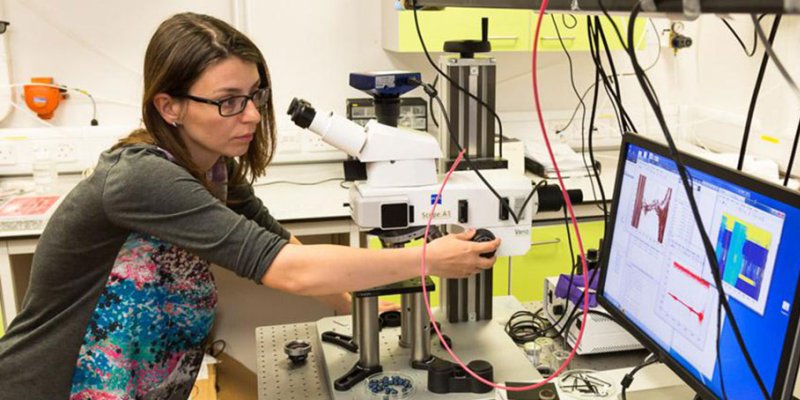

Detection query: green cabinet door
xmin=493 ymin=220 xmax=606 ymax=302
xmin=383 ymin=3 xmax=646 ymax=54
xmin=368 ymin=219 xmax=605 ymax=306
xmin=536 ymin=13 xmax=647 ymax=52
xmin=385 ymin=7 xmax=533 ymax=52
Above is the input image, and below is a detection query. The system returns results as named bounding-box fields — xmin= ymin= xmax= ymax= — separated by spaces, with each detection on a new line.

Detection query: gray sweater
xmin=0 ymin=145 xmax=290 ymax=399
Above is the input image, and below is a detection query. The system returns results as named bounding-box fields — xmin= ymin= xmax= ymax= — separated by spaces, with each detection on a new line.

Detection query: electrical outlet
xmin=0 ymin=142 xmax=15 ymax=165
xmin=303 ymin=132 xmax=336 ymax=153
xmin=277 ymin=130 xmax=301 ymax=154
xmin=54 ymin=143 xmax=77 ymax=163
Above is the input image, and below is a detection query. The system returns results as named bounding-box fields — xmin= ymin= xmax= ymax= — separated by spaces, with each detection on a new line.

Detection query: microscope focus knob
xmin=472 ymin=228 xmax=496 ymax=258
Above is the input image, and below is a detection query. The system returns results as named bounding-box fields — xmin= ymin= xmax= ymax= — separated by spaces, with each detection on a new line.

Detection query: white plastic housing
xmin=350 ymin=169 xmax=535 ymax=256
xmin=308 ymin=111 xmax=366 ymax=158
xmin=359 ymin=120 xmax=442 ymax=162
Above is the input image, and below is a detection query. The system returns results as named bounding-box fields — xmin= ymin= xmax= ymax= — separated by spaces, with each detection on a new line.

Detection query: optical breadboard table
xmin=256 ymin=297 xmax=661 ymax=400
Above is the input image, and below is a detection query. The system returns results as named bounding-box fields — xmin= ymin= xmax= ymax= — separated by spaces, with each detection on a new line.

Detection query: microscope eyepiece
xmin=287 ymin=97 xmax=316 ymax=129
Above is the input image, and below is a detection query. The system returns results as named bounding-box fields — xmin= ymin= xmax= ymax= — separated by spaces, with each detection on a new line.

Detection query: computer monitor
xmin=597 ymin=134 xmax=800 ymax=400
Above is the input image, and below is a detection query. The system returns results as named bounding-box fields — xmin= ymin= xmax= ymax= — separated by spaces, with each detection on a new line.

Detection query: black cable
xmin=429 ymin=75 xmax=440 ymax=128
xmin=414 ymin=78 xmax=529 ymax=223
xmin=543 ymin=207 xmax=580 ymax=337
xmin=717 ymin=289 xmax=729 ymax=400
xmin=409 ymin=3 xmax=532 ymax=224
xmin=594 ymin=2 xmax=662 ymax=107
xmin=505 ymin=308 xmax=553 ymax=344
xmin=411 ymin=0 xmax=505 ymax=160
xmin=556 ymin=267 xmax=601 ymax=339
xmin=557 ymin=18 xmax=661 ymax=135
xmin=432 ymin=92 xmax=523 ymax=223
xmin=585 ymin=17 xmax=610 ymax=227
xmin=594 ymin=17 xmax=637 ymax=133
xmin=620 ymin=355 xmax=659 ymax=400
xmin=587 ymin=18 xmax=632 ymax=130
xmin=521 ymin=179 xmax=550 ymax=219
xmin=738 ymin=15 xmax=782 ymax=172
xmin=587 ymin=18 xmax=626 ymax=135
xmin=621 ymin=5 xmax=771 ymax=399
xmin=751 ymin=14 xmax=800 ymax=110
xmin=720 ymin=15 xmax=767 ymax=58
xmin=507 ymin=211 xmax=577 ymax=344
xmin=561 ymin=13 xmax=578 ymax=29
xmin=556 ymin=282 xmax=616 ymax=356
xmin=562 ymin=207 xmax=575 ymax=284
xmin=785 ymin=118 xmax=800 ymax=187
xmin=644 ymin=19 xmax=662 ymax=73
xmin=550 ymin=14 xmax=602 ymax=215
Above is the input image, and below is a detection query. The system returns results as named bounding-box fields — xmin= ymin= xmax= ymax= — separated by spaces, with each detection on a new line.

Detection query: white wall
xmin=0 ymin=0 xmax=233 ymax=128
xmin=691 ymin=14 xmax=800 ymax=171
xmin=0 ymin=0 xmax=675 ymax=130
xmin=6 ymin=0 xmax=800 ymax=374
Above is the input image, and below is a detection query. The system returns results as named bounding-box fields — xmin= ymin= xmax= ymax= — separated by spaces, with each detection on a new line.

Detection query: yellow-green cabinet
xmin=537 ymin=14 xmax=646 ymax=52
xmin=371 ymin=219 xmax=605 ymax=306
xmin=382 ymin=4 xmax=533 ymax=52
xmin=382 ymin=1 xmax=645 ymax=53
xmin=492 ymin=219 xmax=606 ymax=302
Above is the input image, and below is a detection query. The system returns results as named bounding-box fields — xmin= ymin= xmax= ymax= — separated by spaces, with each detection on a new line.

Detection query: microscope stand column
xmin=399 ymin=293 xmax=412 ymax=348
xmin=410 ymin=292 xmax=436 ymax=369
xmin=357 ymin=296 xmax=381 ymax=369
xmin=333 ymin=296 xmax=382 ymax=391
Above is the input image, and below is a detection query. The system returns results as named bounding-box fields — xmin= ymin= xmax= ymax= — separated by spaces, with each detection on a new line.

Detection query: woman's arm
xmin=261 ymin=229 xmax=499 ymax=296
xmin=288 ymin=235 xmax=352 ymax=314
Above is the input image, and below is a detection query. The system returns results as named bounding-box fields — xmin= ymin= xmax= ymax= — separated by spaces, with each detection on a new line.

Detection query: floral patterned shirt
xmin=0 ymin=145 xmax=290 ymax=400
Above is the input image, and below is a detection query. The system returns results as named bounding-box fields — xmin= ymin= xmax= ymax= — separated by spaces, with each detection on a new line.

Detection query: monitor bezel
xmin=596 ymin=133 xmax=800 ymax=400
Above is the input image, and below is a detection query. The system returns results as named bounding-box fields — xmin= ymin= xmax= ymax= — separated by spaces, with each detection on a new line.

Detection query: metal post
xmin=356 ymin=296 xmax=380 ymax=368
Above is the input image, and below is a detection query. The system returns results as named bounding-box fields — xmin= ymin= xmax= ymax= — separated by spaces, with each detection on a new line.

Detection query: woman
xmin=0 ymin=12 xmax=499 ymax=400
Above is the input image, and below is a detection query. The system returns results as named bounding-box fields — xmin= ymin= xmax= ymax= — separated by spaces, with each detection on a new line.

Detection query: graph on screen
xmin=715 ymin=214 xmax=771 ymax=302
xmin=657 ymin=261 xmax=715 ymax=349
xmin=632 ymin=174 xmax=673 ymax=243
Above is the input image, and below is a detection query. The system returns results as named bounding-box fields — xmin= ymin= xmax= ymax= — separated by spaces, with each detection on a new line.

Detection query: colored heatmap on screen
xmin=715 ymin=214 xmax=771 ymax=302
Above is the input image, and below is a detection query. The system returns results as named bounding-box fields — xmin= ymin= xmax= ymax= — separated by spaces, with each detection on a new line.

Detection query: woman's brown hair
xmin=116 ymin=12 xmax=276 ymax=193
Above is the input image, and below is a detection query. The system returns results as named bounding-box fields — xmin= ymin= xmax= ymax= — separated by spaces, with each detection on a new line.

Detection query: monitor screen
xmin=598 ymin=134 xmax=800 ymax=400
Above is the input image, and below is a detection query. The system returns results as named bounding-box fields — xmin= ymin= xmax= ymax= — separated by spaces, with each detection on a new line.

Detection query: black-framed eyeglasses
xmin=181 ymin=87 xmax=270 ymax=117
xmin=0 ymin=21 xmax=10 ymax=35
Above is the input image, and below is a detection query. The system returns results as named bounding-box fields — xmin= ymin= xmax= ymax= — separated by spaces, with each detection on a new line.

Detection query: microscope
xmin=287 ymin=71 xmax=570 ymax=392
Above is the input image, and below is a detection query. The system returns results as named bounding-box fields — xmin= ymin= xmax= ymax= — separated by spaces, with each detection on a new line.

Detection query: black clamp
xmin=427 ymin=359 xmax=493 ymax=394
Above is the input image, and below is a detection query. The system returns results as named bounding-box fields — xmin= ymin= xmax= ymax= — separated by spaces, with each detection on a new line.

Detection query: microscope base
xmin=316 ymin=296 xmax=543 ymax=399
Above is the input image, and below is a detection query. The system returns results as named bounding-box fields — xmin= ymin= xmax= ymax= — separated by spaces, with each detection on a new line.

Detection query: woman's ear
xmin=153 ymin=93 xmax=184 ymax=126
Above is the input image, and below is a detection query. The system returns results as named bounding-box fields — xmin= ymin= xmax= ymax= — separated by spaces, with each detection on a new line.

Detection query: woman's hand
xmin=379 ymin=300 xmax=400 ymax=312
xmin=424 ymin=229 xmax=500 ymax=279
